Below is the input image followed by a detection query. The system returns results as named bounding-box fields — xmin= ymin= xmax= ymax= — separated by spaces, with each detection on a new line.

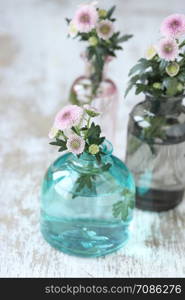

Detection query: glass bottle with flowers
xmin=66 ymin=2 xmax=133 ymax=144
xmin=125 ymin=14 xmax=185 ymax=212
xmin=40 ymin=104 xmax=135 ymax=257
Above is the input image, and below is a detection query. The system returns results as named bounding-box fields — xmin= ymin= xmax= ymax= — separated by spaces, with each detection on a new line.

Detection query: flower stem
xmin=60 ymin=131 xmax=67 ymax=141
xmin=74 ymin=126 xmax=81 ymax=136
xmin=87 ymin=116 xmax=91 ymax=129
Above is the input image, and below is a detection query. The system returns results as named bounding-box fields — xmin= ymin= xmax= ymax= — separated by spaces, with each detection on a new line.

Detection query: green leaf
xmin=142 ymin=116 xmax=166 ymax=141
xmin=96 ymin=137 xmax=105 ymax=145
xmin=81 ymin=126 xmax=88 ymax=131
xmin=163 ymin=77 xmax=178 ymax=96
xmin=79 ymin=32 xmax=89 ymax=41
xmin=178 ymin=71 xmax=185 ymax=81
xmin=101 ymin=163 xmax=112 ymax=172
xmin=89 ymin=136 xmax=105 ymax=146
xmin=179 ymin=40 xmax=185 ymax=48
xmin=95 ymin=153 xmax=101 ymax=163
xmin=114 ymin=45 xmax=123 ymax=50
xmin=72 ymin=174 xmax=97 ymax=198
xmin=65 ymin=18 xmax=71 ymax=24
xmin=57 ymin=140 xmax=67 ymax=151
xmin=71 ymin=126 xmax=79 ymax=135
xmin=87 ymin=47 xmax=95 ymax=60
xmin=159 ymin=59 xmax=168 ymax=72
xmin=58 ymin=145 xmax=67 ymax=152
xmin=117 ymin=34 xmax=133 ymax=43
xmin=112 ymin=201 xmax=128 ymax=220
xmin=124 ymin=74 xmax=140 ymax=97
xmin=124 ymin=83 xmax=132 ymax=98
xmin=129 ymin=58 xmax=151 ymax=76
xmin=50 ymin=137 xmax=67 ymax=151
xmin=112 ymin=189 xmax=135 ymax=221
xmin=49 ymin=141 xmax=59 ymax=146
xmin=87 ymin=122 xmax=101 ymax=141
xmin=135 ymin=83 xmax=148 ymax=95
xmin=107 ymin=5 xmax=116 ymax=19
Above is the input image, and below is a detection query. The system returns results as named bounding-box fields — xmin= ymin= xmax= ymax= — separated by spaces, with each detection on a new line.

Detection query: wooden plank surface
xmin=0 ymin=0 xmax=185 ymax=277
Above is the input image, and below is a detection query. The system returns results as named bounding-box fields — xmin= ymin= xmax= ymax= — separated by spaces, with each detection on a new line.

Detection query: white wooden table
xmin=0 ymin=0 xmax=185 ymax=277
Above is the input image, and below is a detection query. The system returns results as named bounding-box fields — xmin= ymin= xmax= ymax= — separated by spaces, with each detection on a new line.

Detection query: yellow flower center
xmin=80 ymin=14 xmax=90 ymax=24
xmin=100 ymin=24 xmax=110 ymax=35
xmin=171 ymin=20 xmax=179 ymax=29
xmin=164 ymin=44 xmax=173 ymax=53
xmin=72 ymin=140 xmax=80 ymax=149
xmin=63 ymin=112 xmax=70 ymax=120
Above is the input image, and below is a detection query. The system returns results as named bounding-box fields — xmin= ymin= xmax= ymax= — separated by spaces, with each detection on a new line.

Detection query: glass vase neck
xmin=69 ymin=140 xmax=113 ymax=173
xmin=144 ymin=94 xmax=185 ymax=115
xmin=81 ymin=53 xmax=113 ymax=79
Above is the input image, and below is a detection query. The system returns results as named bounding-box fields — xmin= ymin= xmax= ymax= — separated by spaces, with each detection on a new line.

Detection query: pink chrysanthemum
xmin=73 ymin=4 xmax=98 ymax=33
xmin=160 ymin=14 xmax=185 ymax=38
xmin=54 ymin=105 xmax=83 ymax=130
xmin=157 ymin=38 xmax=179 ymax=61
xmin=67 ymin=134 xmax=85 ymax=155
xmin=97 ymin=20 xmax=114 ymax=40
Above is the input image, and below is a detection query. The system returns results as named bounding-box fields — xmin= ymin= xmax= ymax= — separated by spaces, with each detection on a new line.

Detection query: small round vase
xmin=126 ymin=94 xmax=185 ymax=212
xmin=40 ymin=141 xmax=135 ymax=257
xmin=69 ymin=55 xmax=119 ymax=145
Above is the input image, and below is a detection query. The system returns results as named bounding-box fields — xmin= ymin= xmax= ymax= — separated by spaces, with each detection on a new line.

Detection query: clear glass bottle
xmin=40 ymin=141 xmax=135 ymax=257
xmin=69 ymin=55 xmax=119 ymax=145
xmin=126 ymin=94 xmax=185 ymax=211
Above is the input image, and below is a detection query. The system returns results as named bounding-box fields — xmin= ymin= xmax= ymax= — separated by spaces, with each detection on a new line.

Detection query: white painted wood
xmin=0 ymin=0 xmax=185 ymax=277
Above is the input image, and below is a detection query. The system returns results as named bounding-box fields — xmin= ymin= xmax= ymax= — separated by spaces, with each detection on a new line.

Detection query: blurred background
xmin=0 ymin=0 xmax=184 ymax=159
xmin=0 ymin=0 xmax=185 ymax=277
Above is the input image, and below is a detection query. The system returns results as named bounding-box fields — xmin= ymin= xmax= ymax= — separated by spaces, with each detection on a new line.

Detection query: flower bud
xmin=69 ymin=21 xmax=78 ymax=38
xmin=153 ymin=82 xmax=162 ymax=89
xmin=146 ymin=45 xmax=156 ymax=60
xmin=48 ymin=127 xmax=59 ymax=139
xmin=177 ymin=82 xmax=184 ymax=92
xmin=98 ymin=9 xmax=107 ymax=18
xmin=88 ymin=36 xmax=98 ymax=47
xmin=89 ymin=144 xmax=100 ymax=155
xmin=166 ymin=62 xmax=180 ymax=77
xmin=84 ymin=105 xmax=100 ymax=117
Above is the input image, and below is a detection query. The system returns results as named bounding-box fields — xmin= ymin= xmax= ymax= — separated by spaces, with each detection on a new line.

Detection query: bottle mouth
xmin=101 ymin=140 xmax=113 ymax=156
xmin=73 ymin=140 xmax=113 ymax=162
xmin=145 ymin=93 xmax=185 ymax=102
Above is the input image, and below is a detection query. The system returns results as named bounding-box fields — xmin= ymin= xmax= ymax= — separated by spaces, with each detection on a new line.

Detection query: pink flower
xmin=67 ymin=134 xmax=85 ymax=155
xmin=54 ymin=105 xmax=83 ymax=130
xmin=160 ymin=14 xmax=185 ymax=38
xmin=73 ymin=4 xmax=98 ymax=33
xmin=157 ymin=38 xmax=178 ymax=61
xmin=97 ymin=20 xmax=114 ymax=40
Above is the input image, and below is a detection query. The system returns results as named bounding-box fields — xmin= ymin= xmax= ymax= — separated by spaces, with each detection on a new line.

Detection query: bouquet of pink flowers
xmin=49 ymin=104 xmax=111 ymax=164
xmin=49 ymin=104 xmax=113 ymax=195
xmin=126 ymin=14 xmax=185 ymax=98
xmin=66 ymin=2 xmax=133 ymax=96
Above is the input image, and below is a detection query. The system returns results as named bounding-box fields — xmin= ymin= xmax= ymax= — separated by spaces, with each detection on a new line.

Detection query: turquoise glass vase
xmin=40 ymin=141 xmax=135 ymax=257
